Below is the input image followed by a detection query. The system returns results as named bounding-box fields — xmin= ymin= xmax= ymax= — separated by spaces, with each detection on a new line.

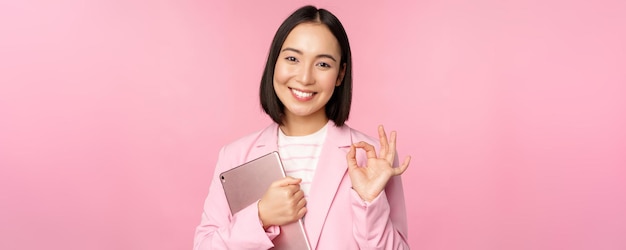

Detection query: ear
xmin=336 ymin=63 xmax=346 ymax=86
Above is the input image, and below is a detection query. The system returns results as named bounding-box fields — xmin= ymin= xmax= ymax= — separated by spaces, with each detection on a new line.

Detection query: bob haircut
xmin=260 ymin=5 xmax=353 ymax=127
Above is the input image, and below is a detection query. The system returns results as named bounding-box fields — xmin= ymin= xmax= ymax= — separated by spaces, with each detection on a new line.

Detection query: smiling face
xmin=273 ymin=22 xmax=345 ymax=128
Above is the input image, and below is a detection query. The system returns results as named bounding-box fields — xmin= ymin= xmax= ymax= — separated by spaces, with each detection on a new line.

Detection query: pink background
xmin=1 ymin=0 xmax=625 ymax=249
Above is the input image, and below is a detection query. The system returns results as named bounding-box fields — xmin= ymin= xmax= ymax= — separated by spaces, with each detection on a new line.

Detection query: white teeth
xmin=291 ymin=88 xmax=313 ymax=98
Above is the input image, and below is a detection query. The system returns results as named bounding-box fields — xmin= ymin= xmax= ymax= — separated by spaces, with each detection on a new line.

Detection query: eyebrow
xmin=281 ymin=47 xmax=337 ymax=62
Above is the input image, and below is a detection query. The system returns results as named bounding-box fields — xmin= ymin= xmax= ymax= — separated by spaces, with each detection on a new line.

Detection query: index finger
xmin=353 ymin=141 xmax=378 ymax=159
xmin=273 ymin=176 xmax=302 ymax=187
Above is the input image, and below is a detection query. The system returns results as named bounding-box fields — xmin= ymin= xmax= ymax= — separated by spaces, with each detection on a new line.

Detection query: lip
xmin=289 ymin=87 xmax=316 ymax=101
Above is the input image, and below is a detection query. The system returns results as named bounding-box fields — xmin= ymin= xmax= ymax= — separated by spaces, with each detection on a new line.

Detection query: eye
xmin=285 ymin=56 xmax=298 ymax=62
xmin=317 ymin=62 xmax=331 ymax=68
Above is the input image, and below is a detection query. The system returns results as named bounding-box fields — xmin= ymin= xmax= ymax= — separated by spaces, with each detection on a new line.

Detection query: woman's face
xmin=273 ymin=22 xmax=345 ymax=123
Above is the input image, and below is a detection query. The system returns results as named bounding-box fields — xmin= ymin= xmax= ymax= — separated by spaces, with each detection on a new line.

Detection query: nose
xmin=296 ymin=64 xmax=315 ymax=85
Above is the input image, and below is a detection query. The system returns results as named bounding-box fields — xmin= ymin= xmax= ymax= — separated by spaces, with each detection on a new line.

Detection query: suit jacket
xmin=194 ymin=122 xmax=409 ymax=249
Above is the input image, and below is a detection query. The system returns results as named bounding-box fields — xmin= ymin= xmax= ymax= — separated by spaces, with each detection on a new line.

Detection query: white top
xmin=277 ymin=123 xmax=328 ymax=198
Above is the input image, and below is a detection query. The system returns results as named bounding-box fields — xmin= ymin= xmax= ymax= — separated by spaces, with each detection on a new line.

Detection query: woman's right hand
xmin=258 ymin=176 xmax=307 ymax=229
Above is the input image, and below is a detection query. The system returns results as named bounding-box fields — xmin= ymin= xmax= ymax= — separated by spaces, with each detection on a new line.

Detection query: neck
xmin=280 ymin=112 xmax=329 ymax=136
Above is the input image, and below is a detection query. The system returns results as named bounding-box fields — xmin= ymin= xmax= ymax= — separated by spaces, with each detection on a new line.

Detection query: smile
xmin=290 ymin=88 xmax=316 ymax=100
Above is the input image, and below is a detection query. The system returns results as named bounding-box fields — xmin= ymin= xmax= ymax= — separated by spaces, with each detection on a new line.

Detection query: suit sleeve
xmin=193 ymin=146 xmax=279 ymax=250
xmin=350 ymin=155 xmax=410 ymax=249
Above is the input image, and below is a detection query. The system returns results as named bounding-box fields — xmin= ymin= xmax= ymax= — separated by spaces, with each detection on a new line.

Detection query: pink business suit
xmin=194 ymin=122 xmax=409 ymax=249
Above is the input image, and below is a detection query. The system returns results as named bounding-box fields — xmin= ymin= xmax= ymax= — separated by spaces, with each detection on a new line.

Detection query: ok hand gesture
xmin=347 ymin=125 xmax=411 ymax=202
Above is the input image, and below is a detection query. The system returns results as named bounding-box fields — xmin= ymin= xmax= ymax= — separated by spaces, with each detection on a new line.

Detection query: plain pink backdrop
xmin=1 ymin=0 xmax=625 ymax=249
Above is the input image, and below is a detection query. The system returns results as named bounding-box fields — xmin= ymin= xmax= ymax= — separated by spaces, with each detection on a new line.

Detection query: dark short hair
xmin=259 ymin=5 xmax=353 ymax=127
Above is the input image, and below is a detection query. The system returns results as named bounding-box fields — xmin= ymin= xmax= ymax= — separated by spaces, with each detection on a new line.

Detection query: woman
xmin=194 ymin=5 xmax=410 ymax=249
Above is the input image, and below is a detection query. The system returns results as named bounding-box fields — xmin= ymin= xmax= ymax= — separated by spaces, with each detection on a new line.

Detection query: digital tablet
xmin=219 ymin=151 xmax=311 ymax=250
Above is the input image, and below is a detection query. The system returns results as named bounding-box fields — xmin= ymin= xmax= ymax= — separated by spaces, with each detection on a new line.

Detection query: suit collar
xmin=246 ymin=123 xmax=279 ymax=160
xmin=248 ymin=121 xmax=353 ymax=155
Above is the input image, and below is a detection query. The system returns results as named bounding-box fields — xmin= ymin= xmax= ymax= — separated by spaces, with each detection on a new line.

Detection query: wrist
xmin=257 ymin=201 xmax=269 ymax=230
xmin=351 ymin=187 xmax=377 ymax=202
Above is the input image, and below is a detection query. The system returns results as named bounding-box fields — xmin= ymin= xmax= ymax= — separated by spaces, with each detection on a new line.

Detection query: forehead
xmin=281 ymin=22 xmax=341 ymax=56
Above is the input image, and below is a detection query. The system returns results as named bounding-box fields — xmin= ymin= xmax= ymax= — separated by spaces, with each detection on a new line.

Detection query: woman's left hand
xmin=347 ymin=125 xmax=411 ymax=202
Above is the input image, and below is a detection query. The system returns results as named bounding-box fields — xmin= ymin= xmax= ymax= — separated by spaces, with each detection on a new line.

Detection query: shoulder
xmin=344 ymin=124 xmax=379 ymax=148
xmin=344 ymin=125 xmax=379 ymax=144
xmin=217 ymin=123 xmax=277 ymax=165
xmin=222 ymin=123 xmax=277 ymax=152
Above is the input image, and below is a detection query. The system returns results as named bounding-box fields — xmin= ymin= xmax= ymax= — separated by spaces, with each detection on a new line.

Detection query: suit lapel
xmin=245 ymin=123 xmax=279 ymax=161
xmin=304 ymin=123 xmax=353 ymax=249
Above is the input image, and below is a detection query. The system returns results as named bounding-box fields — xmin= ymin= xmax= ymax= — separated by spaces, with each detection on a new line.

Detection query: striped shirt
xmin=277 ymin=124 xmax=328 ymax=199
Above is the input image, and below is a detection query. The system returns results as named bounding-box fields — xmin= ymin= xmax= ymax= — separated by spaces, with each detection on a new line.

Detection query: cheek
xmin=273 ymin=62 xmax=291 ymax=84
xmin=319 ymin=71 xmax=340 ymax=88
